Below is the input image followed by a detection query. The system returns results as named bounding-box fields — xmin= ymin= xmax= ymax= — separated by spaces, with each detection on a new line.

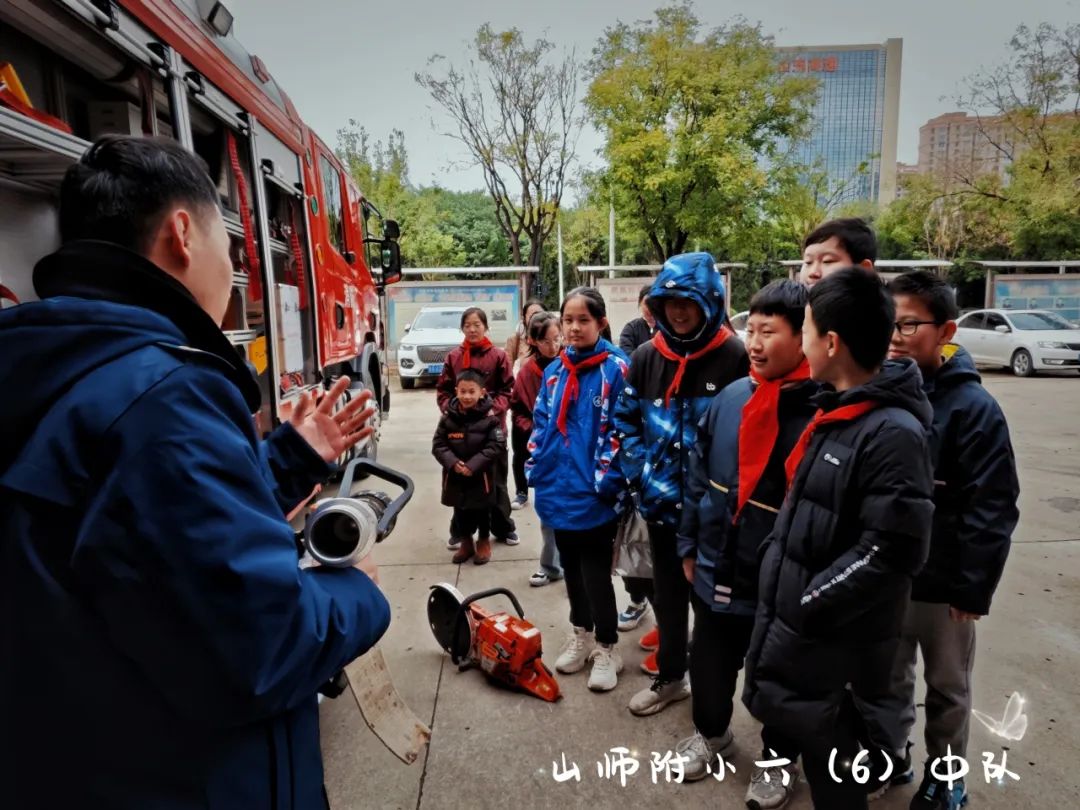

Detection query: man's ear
xmin=827 ymin=330 xmax=841 ymax=358
xmin=160 ymin=207 xmax=195 ymax=270
xmin=941 ymin=320 xmax=958 ymax=345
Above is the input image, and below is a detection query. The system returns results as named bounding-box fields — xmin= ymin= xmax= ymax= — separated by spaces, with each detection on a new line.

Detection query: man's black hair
xmin=809 ymin=268 xmax=895 ymax=372
xmin=888 ymin=270 xmax=959 ymax=323
xmin=749 ymin=279 xmax=809 ymax=333
xmin=60 ymin=135 xmax=220 ymax=254
xmin=803 ymin=217 xmax=877 ymax=265
xmin=638 ymin=285 xmax=652 ymax=305
xmin=456 ymin=369 xmax=487 ymax=387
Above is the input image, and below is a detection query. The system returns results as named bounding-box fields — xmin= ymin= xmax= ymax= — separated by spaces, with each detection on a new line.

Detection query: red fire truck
xmin=0 ymin=0 xmax=402 ymax=461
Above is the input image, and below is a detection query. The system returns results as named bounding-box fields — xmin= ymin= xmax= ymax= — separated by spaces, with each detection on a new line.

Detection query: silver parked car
xmin=954 ymin=308 xmax=1080 ymax=377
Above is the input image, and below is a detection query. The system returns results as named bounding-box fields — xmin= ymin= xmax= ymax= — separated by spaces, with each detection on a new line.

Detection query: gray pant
xmin=856 ymin=601 xmax=977 ymax=761
xmin=539 ymin=523 xmax=562 ymax=577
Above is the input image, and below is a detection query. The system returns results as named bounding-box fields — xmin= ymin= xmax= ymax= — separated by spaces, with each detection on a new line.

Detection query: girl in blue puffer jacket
xmin=527 ymin=287 xmax=629 ymax=693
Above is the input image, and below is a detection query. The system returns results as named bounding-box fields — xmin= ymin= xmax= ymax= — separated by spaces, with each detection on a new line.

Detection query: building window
xmin=319 ymin=154 xmax=346 ymax=256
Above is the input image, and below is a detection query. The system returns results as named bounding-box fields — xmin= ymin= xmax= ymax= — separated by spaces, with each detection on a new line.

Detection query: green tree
xmin=584 ymin=5 xmax=818 ymax=262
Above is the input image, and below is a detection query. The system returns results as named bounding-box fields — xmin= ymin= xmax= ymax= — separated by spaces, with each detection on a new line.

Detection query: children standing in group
xmin=853 ymin=271 xmax=1020 ymax=810
xmin=675 ymin=281 xmax=818 ymax=809
xmin=613 ymin=252 xmax=748 ymax=716
xmin=742 ymin=269 xmax=935 ymax=810
xmin=432 ymin=370 xmax=506 ymax=565
xmin=528 ymin=288 xmax=629 ymax=693
xmin=436 ymin=307 xmax=517 ymax=548
xmin=510 ymin=310 xmax=564 ymax=587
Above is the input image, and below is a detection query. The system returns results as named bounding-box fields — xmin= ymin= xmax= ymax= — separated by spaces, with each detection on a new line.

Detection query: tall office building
xmin=776 ymin=39 xmax=903 ymax=205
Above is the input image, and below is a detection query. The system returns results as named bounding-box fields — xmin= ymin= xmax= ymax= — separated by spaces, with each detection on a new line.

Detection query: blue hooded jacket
xmin=613 ymin=253 xmax=749 ymax=526
xmin=526 ymin=338 xmax=629 ymax=530
xmin=0 ymin=241 xmax=391 ymax=809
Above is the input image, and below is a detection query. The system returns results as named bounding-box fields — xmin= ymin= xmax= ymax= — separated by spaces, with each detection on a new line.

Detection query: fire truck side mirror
xmin=380 ymin=240 xmax=402 ymax=286
xmin=384 ymin=219 xmax=401 ymax=240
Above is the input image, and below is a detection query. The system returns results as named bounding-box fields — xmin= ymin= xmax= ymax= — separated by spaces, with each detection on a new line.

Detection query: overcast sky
xmin=230 ymin=0 xmax=1077 ymax=196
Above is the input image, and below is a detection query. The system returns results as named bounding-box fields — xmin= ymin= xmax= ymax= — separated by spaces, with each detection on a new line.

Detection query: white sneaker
xmin=628 ymin=674 xmax=691 ymax=717
xmin=676 ymin=729 xmax=735 ymax=781
xmin=587 ymin=644 xmax=624 ymax=691
xmin=555 ymin=627 xmax=594 ymax=674
xmin=746 ymin=760 xmax=800 ymax=810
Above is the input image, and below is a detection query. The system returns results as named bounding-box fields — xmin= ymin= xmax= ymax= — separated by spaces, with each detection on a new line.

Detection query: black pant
xmin=453 ymin=507 xmax=490 ymax=539
xmin=554 ymin=521 xmax=619 ymax=645
xmin=648 ymin=523 xmax=689 ymax=680
xmin=449 ymin=449 xmax=516 ymax=540
xmin=511 ymin=425 xmax=529 ymax=496
xmin=689 ymin=595 xmax=754 ymax=738
xmin=622 ymin=576 xmax=653 ymax=605
xmin=797 ymin=693 xmax=869 ymax=810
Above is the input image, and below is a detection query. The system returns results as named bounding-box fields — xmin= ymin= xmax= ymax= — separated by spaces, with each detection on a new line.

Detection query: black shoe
xmin=867 ymin=741 xmax=914 ymax=800
xmin=909 ymin=763 xmax=968 ymax=810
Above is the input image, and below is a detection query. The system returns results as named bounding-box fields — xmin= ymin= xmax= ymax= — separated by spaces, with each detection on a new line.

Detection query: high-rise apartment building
xmin=917 ymin=112 xmax=1013 ymax=181
xmin=776 ymin=39 xmax=903 ymax=205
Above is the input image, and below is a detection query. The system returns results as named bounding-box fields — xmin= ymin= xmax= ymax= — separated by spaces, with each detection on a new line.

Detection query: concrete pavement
xmin=320 ymin=371 xmax=1080 ymax=809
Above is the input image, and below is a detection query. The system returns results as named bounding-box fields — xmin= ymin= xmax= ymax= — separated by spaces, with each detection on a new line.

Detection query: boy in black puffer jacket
xmin=853 ymin=272 xmax=1019 ymax=810
xmin=432 ymin=370 xmax=506 ymax=566
xmin=742 ymin=269 xmax=934 ymax=810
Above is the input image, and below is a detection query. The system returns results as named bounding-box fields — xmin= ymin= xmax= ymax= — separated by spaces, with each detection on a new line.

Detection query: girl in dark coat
xmin=432 ymin=371 xmax=506 ymax=565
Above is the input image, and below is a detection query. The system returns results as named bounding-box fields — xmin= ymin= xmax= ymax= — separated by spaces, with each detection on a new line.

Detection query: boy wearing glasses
xmin=855 ymin=271 xmax=1020 ymax=810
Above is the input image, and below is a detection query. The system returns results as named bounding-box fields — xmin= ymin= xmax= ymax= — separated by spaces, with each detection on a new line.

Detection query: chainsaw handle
xmin=458 ymin=587 xmax=525 ymax=619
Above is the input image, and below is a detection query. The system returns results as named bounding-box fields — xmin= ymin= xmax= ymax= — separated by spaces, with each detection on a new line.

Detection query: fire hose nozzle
xmin=301 ymin=459 xmax=414 ymax=568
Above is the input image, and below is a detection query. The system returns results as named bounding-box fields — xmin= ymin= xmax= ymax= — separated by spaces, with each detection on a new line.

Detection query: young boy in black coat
xmin=853 ymin=271 xmax=1020 ymax=810
xmin=432 ymin=370 xmax=506 ymax=566
xmin=742 ymin=269 xmax=935 ymax=810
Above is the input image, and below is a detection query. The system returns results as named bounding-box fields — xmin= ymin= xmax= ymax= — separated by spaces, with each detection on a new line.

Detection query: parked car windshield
xmin=1008 ymin=311 xmax=1076 ymax=331
xmin=412 ymin=310 xmax=465 ymax=330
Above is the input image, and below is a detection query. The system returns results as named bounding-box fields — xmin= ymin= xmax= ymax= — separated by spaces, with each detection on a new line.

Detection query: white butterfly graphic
xmin=972 ymin=691 xmax=1028 ymax=742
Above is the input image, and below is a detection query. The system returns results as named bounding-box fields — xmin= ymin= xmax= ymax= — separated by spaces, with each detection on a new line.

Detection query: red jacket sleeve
xmin=488 ymin=349 xmax=514 ymax=418
xmin=435 ymin=350 xmax=459 ymax=414
xmin=510 ymin=365 xmax=536 ymax=433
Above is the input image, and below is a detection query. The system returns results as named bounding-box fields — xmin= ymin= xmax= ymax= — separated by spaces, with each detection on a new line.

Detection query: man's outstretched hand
xmin=287 ymin=376 xmax=377 ymax=463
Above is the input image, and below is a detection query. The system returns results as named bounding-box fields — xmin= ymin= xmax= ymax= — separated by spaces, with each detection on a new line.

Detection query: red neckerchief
xmin=652 ymin=327 xmax=731 ymax=407
xmin=556 ymin=349 xmax=609 ymax=437
xmin=784 ymin=400 xmax=879 ymax=489
xmin=461 ymin=336 xmax=493 ymax=369
xmin=734 ymin=359 xmax=812 ymax=520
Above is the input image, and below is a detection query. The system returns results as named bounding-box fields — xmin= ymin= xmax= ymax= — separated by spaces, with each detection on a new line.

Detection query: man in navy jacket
xmin=0 ymin=136 xmax=390 ymax=809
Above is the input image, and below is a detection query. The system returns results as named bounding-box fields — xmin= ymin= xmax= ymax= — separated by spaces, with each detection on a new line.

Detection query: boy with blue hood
xmin=614 ymin=252 xmax=749 ymax=717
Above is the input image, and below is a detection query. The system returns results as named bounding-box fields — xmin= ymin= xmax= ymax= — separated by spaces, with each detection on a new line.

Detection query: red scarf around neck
xmin=734 ymin=359 xmax=812 ymax=520
xmin=461 ymin=336 xmax=493 ymax=369
xmin=783 ymin=400 xmax=879 ymax=489
xmin=652 ymin=327 xmax=731 ymax=407
xmin=556 ymin=349 xmax=609 ymax=437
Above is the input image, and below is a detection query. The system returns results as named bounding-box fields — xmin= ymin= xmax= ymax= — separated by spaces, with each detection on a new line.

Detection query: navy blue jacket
xmin=0 ymin=241 xmax=391 ymax=809
xmin=912 ymin=346 xmax=1019 ymax=614
xmin=527 ymin=339 xmax=629 ymax=530
xmin=678 ymin=378 xmax=818 ymax=615
xmin=614 ymin=253 xmax=748 ymax=527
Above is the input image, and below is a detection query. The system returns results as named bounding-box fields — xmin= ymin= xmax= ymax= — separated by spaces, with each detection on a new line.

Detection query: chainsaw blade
xmin=427 ymin=582 xmax=472 ymax=661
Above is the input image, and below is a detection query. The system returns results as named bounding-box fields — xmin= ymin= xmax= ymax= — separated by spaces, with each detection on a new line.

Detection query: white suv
xmin=396 ymin=306 xmax=469 ymax=389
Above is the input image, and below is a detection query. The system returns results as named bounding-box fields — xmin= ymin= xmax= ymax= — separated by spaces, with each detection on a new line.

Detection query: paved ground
xmin=320 ymin=371 xmax=1080 ymax=810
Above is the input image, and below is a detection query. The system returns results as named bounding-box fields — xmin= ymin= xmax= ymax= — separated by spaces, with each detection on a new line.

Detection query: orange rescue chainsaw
xmin=427 ymin=584 xmax=560 ymax=702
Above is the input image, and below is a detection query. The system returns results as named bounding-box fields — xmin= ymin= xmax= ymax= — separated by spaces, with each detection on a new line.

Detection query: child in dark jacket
xmin=675 ymin=281 xmax=818 ymax=805
xmin=432 ymin=371 xmax=506 ymax=565
xmin=510 ymin=311 xmax=564 ymax=587
xmin=742 ymin=269 xmax=934 ymax=810
xmin=613 ymin=252 xmax=748 ymax=717
xmin=436 ymin=306 xmax=517 ymax=548
xmin=853 ymin=271 xmax=1020 ymax=810
xmin=528 ymin=287 xmax=629 ymax=693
